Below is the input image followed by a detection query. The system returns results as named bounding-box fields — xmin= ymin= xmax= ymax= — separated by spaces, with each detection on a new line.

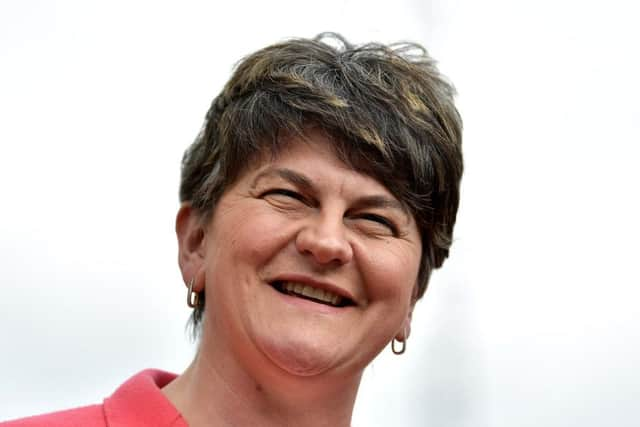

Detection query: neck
xmin=162 ymin=334 xmax=361 ymax=427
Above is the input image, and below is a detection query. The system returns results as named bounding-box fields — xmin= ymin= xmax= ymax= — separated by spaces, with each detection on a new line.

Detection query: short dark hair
xmin=179 ymin=33 xmax=463 ymax=330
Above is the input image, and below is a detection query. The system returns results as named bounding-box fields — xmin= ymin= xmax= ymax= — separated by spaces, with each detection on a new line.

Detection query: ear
xmin=395 ymin=289 xmax=418 ymax=342
xmin=395 ymin=305 xmax=414 ymax=342
xmin=176 ymin=203 xmax=206 ymax=293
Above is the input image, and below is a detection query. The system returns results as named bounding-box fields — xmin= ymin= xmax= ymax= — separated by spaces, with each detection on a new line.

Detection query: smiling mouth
xmin=271 ymin=281 xmax=353 ymax=307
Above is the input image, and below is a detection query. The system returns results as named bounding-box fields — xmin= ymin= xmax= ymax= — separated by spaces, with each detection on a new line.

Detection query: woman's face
xmin=195 ymin=129 xmax=422 ymax=378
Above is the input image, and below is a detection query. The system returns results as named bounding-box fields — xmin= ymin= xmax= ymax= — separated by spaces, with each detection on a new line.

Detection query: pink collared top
xmin=1 ymin=369 xmax=188 ymax=427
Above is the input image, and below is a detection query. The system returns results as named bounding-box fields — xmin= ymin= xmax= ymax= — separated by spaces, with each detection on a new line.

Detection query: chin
xmin=258 ymin=335 xmax=343 ymax=378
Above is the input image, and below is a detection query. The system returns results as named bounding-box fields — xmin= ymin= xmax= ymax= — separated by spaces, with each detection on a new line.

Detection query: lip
xmin=268 ymin=273 xmax=357 ymax=306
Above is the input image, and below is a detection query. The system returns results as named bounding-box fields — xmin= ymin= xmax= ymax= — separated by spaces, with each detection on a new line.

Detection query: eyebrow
xmin=352 ymin=194 xmax=406 ymax=213
xmin=251 ymin=167 xmax=408 ymax=214
xmin=250 ymin=167 xmax=313 ymax=191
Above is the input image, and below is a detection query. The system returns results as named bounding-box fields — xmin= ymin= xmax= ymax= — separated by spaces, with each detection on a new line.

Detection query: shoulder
xmin=0 ymin=404 xmax=105 ymax=427
xmin=1 ymin=369 xmax=185 ymax=427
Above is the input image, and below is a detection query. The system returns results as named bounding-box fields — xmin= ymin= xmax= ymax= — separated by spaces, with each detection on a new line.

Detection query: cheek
xmin=358 ymin=243 xmax=421 ymax=301
xmin=213 ymin=207 xmax=295 ymax=265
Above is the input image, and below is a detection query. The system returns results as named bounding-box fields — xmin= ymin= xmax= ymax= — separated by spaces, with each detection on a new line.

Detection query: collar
xmin=103 ymin=369 xmax=187 ymax=427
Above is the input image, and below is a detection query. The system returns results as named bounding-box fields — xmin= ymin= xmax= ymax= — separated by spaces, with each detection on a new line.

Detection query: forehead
xmin=249 ymin=132 xmax=392 ymax=194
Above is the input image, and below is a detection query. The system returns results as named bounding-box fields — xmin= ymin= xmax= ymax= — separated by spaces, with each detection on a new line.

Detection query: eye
xmin=259 ymin=188 xmax=311 ymax=210
xmin=356 ymin=213 xmax=399 ymax=236
xmin=261 ymin=188 xmax=305 ymax=201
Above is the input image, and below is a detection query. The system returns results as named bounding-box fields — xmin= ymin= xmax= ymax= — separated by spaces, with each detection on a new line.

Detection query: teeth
xmin=282 ymin=282 xmax=344 ymax=306
xmin=300 ymin=285 xmax=315 ymax=299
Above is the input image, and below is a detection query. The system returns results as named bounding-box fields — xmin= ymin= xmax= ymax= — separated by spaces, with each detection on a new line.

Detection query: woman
xmin=2 ymin=33 xmax=462 ymax=426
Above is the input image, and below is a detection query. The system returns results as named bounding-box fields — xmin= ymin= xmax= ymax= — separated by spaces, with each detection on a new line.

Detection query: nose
xmin=295 ymin=212 xmax=353 ymax=266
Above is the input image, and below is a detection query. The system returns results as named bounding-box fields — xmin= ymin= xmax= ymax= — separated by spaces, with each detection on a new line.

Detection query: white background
xmin=1 ymin=1 xmax=639 ymax=426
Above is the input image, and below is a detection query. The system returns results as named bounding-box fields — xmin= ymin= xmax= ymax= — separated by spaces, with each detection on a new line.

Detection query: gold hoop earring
xmin=391 ymin=337 xmax=406 ymax=355
xmin=187 ymin=278 xmax=200 ymax=308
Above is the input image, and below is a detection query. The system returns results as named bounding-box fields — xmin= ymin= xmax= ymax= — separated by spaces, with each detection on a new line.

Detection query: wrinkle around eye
xmin=260 ymin=189 xmax=310 ymax=211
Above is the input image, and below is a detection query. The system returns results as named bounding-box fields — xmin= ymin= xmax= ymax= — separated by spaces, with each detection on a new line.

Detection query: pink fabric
xmin=1 ymin=369 xmax=188 ymax=427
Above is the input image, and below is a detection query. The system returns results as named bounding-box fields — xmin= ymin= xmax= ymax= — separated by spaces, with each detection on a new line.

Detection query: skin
xmin=164 ymin=129 xmax=422 ymax=427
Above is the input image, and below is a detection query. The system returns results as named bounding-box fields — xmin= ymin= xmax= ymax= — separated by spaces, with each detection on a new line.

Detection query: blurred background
xmin=1 ymin=1 xmax=638 ymax=425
